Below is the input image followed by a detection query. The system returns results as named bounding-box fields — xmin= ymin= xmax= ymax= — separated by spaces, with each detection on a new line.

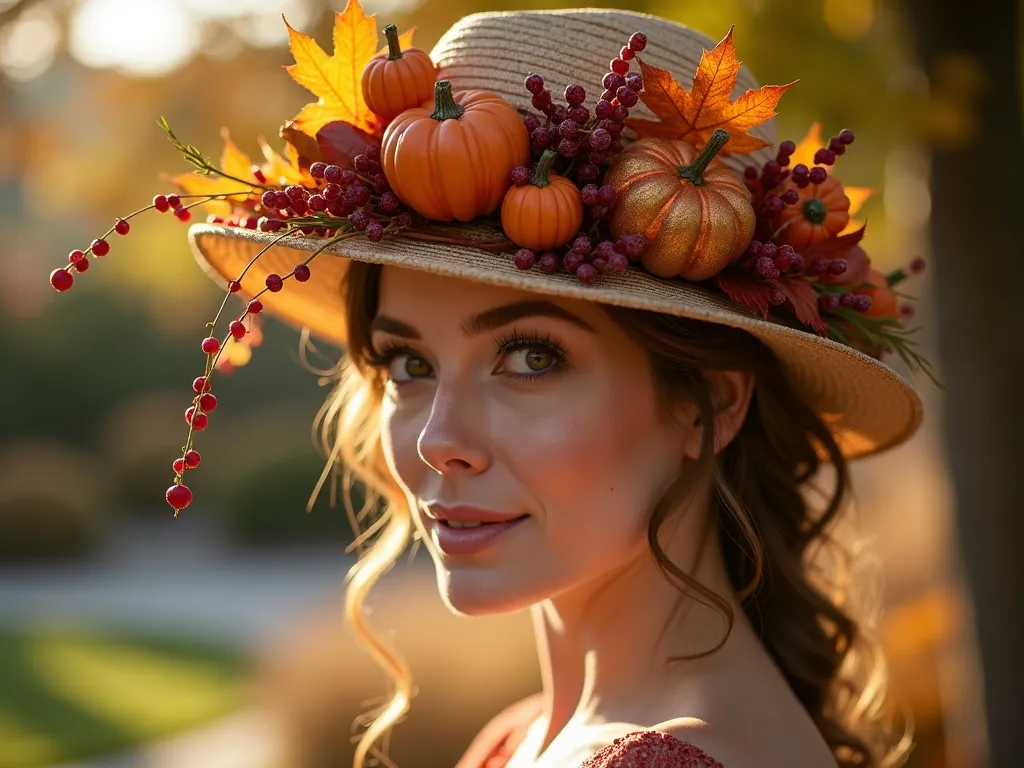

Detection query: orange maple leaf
xmin=790 ymin=122 xmax=875 ymax=233
xmin=283 ymin=0 xmax=414 ymax=138
xmin=628 ymin=27 xmax=795 ymax=155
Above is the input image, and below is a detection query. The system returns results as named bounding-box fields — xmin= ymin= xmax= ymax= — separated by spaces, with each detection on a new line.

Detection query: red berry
xmin=265 ymin=273 xmax=283 ymax=292
xmin=767 ymin=197 xmax=784 ymax=215
xmin=229 ymin=320 xmax=246 ymax=339
xmin=581 ymin=184 xmax=599 ymax=206
xmin=372 ymin=173 xmax=389 ymax=192
xmin=185 ymin=407 xmax=209 ymax=430
xmin=524 ymin=115 xmax=541 ymax=133
xmin=199 ymin=392 xmax=218 ymax=412
xmin=511 ymin=166 xmax=531 ymax=186
xmin=114 ymin=218 xmax=130 ymax=235
xmin=577 ymin=163 xmax=600 ymax=182
xmin=628 ymin=32 xmax=647 ymax=52
xmin=602 ymin=72 xmax=625 ymax=92
xmin=619 ymin=46 xmax=635 ymax=61
xmin=166 ymin=194 xmax=181 ymax=208
xmin=531 ymin=127 xmax=552 ymax=149
xmin=568 ymin=105 xmax=589 ymax=125
xmin=175 ymin=207 xmax=192 ymax=222
xmin=601 ymin=88 xmax=616 ymax=103
xmin=364 ymin=145 xmax=379 ymax=161
xmin=621 ymin=233 xmax=646 ymax=257
xmin=548 ymin=105 xmax=568 ymax=124
xmin=756 ymin=256 xmax=780 ymax=279
xmin=251 ymin=166 xmax=267 ymax=184
xmin=192 ymin=376 xmax=211 ymax=393
xmin=247 ymin=299 xmax=263 ymax=315
xmin=396 ymin=212 xmax=413 ymax=227
xmin=90 ymin=238 xmax=110 ymax=256
xmin=308 ymin=194 xmax=327 ymax=212
xmin=153 ymin=195 xmax=170 ymax=212
xmin=612 ymin=104 xmax=629 ymax=123
xmin=514 ymin=249 xmax=536 ymax=270
xmin=910 ymin=256 xmax=926 ymax=274
xmin=570 ymin=235 xmax=592 ymax=254
xmin=525 ymin=73 xmax=545 ymax=94
xmin=610 ymin=58 xmax=630 ymax=75
xmin=557 ymin=138 xmax=580 ymax=157
xmin=323 ymin=166 xmax=342 ymax=184
xmin=828 ymin=258 xmax=848 ymax=276
xmin=774 ymin=253 xmax=792 ymax=271
xmin=201 ymin=337 xmax=220 ymax=354
xmin=828 ymin=137 xmax=846 ymax=155
xmin=531 ymin=90 xmax=552 ymax=110
xmin=353 ymin=154 xmax=374 ymax=173
xmin=74 ymin=257 xmax=90 ymax=273
xmin=366 ymin=222 xmax=384 ymax=242
xmin=564 ymin=83 xmax=586 ymax=105
xmin=184 ymin=450 xmax=201 ymax=469
xmin=595 ymin=240 xmax=617 ymax=260
xmin=595 ymin=99 xmax=614 ymax=119
xmin=781 ymin=188 xmax=799 ymax=205
xmin=839 ymin=129 xmax=856 ymax=145
xmin=576 ymin=263 xmax=598 ymax=284
xmin=274 ymin=191 xmax=291 ymax=209
xmin=563 ymin=251 xmax=584 ymax=273
xmin=624 ymin=72 xmax=643 ymax=92
xmin=839 ymin=292 xmax=856 ymax=308
xmin=50 ymin=268 xmax=74 ymax=291
xmin=166 ymin=484 xmax=192 ymax=511
xmin=808 ymin=167 xmax=828 ymax=185
xmin=615 ymin=86 xmax=638 ymax=108
xmin=819 ymin=294 xmax=839 ymax=312
xmin=294 ymin=264 xmax=311 ymax=282
xmin=310 ymin=162 xmax=327 ymax=178
xmin=598 ymin=184 xmax=616 ymax=206
xmin=538 ymin=252 xmax=560 ymax=274
xmin=814 ymin=148 xmax=836 ymax=166
xmin=607 ymin=253 xmax=629 ymax=274
xmin=261 ymin=190 xmax=278 ymax=208
xmin=852 ymin=294 xmax=872 ymax=312
xmin=68 ymin=249 xmax=85 ymax=264
xmin=559 ymin=119 xmax=579 ymax=139
xmin=173 ymin=458 xmax=185 ymax=474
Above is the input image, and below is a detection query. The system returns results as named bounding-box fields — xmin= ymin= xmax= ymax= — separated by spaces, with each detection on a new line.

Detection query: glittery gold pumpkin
xmin=606 ymin=130 xmax=755 ymax=280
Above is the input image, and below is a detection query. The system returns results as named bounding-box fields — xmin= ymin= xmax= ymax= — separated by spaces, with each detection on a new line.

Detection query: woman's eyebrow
xmin=370 ymin=300 xmax=595 ymax=341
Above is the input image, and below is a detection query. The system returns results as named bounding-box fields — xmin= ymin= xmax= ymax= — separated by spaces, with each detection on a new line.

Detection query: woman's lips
xmin=429 ymin=515 xmax=529 ymax=556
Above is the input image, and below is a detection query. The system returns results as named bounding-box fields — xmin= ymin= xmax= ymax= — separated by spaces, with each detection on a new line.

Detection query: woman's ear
xmin=680 ymin=371 xmax=756 ymax=460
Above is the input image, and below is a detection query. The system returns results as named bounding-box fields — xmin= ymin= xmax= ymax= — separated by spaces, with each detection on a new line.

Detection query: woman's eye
xmin=503 ymin=347 xmax=557 ymax=375
xmin=388 ymin=353 xmax=433 ymax=382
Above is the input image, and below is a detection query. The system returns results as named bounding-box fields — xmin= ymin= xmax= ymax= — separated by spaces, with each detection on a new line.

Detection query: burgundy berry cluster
xmin=512 ymin=232 xmax=645 ymax=286
xmin=520 ymin=30 xmax=647 ymax=187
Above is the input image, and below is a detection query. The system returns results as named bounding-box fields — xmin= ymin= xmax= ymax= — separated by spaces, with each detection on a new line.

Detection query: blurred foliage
xmin=0 ymin=625 xmax=246 ymax=767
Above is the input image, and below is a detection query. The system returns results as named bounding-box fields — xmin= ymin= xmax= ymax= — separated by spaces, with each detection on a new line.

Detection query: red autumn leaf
xmin=316 ymin=120 xmax=380 ymax=167
xmin=804 ymin=223 xmax=866 ymax=259
xmin=280 ymin=121 xmax=322 ymax=166
xmin=774 ymin=277 xmax=828 ymax=334
xmin=627 ymin=27 xmax=795 ymax=155
xmin=713 ymin=268 xmax=775 ymax=319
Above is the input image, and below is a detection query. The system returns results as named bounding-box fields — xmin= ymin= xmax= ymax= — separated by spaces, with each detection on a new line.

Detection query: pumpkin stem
xmin=384 ymin=24 xmax=403 ymax=60
xmin=677 ymin=128 xmax=730 ymax=186
xmin=530 ymin=149 xmax=558 ymax=188
xmin=802 ymin=198 xmax=828 ymax=224
xmin=430 ymin=80 xmax=465 ymax=121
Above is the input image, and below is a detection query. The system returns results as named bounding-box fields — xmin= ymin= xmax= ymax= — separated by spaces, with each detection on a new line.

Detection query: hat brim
xmin=189 ymin=222 xmax=923 ymax=459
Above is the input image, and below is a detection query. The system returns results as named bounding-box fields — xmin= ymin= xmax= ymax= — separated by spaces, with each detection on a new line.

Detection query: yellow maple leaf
xmin=283 ymin=0 xmax=410 ymax=137
xmin=790 ymin=122 xmax=875 ymax=225
xmin=257 ymin=135 xmax=310 ymax=186
xmin=628 ymin=27 xmax=795 ymax=154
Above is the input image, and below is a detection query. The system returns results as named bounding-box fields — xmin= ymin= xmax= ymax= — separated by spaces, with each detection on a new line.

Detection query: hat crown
xmin=429 ymin=8 xmax=777 ymax=176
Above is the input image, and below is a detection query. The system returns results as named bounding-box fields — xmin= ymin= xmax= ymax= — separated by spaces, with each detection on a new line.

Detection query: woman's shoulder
xmin=580 ymin=729 xmax=724 ymax=767
xmin=455 ymin=693 xmax=544 ymax=768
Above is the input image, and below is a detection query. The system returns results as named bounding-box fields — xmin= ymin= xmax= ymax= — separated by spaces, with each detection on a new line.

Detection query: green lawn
xmin=0 ymin=625 xmax=248 ymax=767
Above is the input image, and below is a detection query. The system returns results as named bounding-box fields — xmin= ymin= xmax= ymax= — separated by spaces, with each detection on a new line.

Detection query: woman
xmin=53 ymin=5 xmax=926 ymax=767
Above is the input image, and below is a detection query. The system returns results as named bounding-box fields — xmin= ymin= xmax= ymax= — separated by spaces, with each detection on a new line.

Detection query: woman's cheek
xmin=379 ymin=397 xmax=426 ymax=497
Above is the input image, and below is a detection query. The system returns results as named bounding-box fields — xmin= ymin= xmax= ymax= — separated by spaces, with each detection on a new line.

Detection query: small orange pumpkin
xmin=605 ymin=130 xmax=755 ymax=280
xmin=382 ymin=81 xmax=530 ymax=222
xmin=853 ymin=267 xmax=899 ymax=318
xmin=776 ymin=174 xmax=851 ymax=251
xmin=501 ymin=149 xmax=583 ymax=250
xmin=361 ymin=24 xmax=436 ymax=122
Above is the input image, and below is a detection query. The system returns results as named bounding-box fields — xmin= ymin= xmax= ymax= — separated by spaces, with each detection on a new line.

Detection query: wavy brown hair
xmin=313 ymin=261 xmax=911 ymax=768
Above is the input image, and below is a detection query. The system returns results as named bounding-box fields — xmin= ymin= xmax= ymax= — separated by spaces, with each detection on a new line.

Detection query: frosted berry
xmin=601 ymin=88 xmax=616 ymax=103
xmin=563 ymin=251 xmax=584 ymax=273
xmin=349 ymin=210 xmax=369 ymax=230
xmin=603 ymin=72 xmax=625 ymax=92
xmin=615 ymin=86 xmax=638 ymax=108
xmin=261 ymin=190 xmax=278 ymax=208
xmin=166 ymin=484 xmax=192 ymax=512
xmin=839 ymin=129 xmax=856 ymax=145
xmin=559 ymin=119 xmax=580 ymax=139
xmin=576 ymin=263 xmax=598 ymax=284
xmin=308 ymin=194 xmax=327 ymax=212
xmin=185 ymin=407 xmax=208 ymax=430
xmin=50 ymin=268 xmax=74 ymax=291
xmin=624 ymin=72 xmax=643 ymax=92
xmin=571 ymin=235 xmax=592 ymax=255
xmin=595 ymin=99 xmax=614 ymax=119
xmin=69 ymin=249 xmax=85 ymax=264
xmin=184 ymin=450 xmax=201 ymax=469
xmin=538 ymin=252 xmax=560 ymax=274
xmin=781 ymin=188 xmax=799 ymax=205
xmin=323 ymin=165 xmax=343 ymax=184
xmin=531 ymin=127 xmax=552 ymax=150
xmin=619 ymin=46 xmax=635 ymax=61
xmin=293 ymin=264 xmax=311 ymax=282
xmin=581 ymin=184 xmax=600 ymax=206
xmin=557 ymin=138 xmax=580 ymax=157
xmin=153 ymin=194 xmax=170 ymax=212
xmin=365 ymin=222 xmax=384 ymax=241
xmin=525 ymin=73 xmax=545 ymax=94
xmin=167 ymin=194 xmax=181 ymax=208
xmin=819 ymin=294 xmax=840 ymax=312
xmin=610 ymin=58 xmax=630 ymax=75
xmin=767 ymin=197 xmax=784 ymax=215
xmin=548 ymin=105 xmax=568 ymax=124
xmin=748 ymin=240 xmax=763 ymax=257
xmin=565 ymin=83 xmax=586 ymax=105
xmin=594 ymin=240 xmax=617 ymax=261
xmin=175 ymin=207 xmax=192 ymax=222
xmin=310 ymin=161 xmax=328 ymax=179
xmin=531 ymin=90 xmax=552 ymax=110
xmin=839 ymin=292 xmax=855 ymax=308
xmin=852 ymin=294 xmax=872 ymax=312
xmin=607 ymin=252 xmax=629 ymax=274
xmin=808 ymin=166 xmax=828 ymax=185
xmin=577 ymin=163 xmax=600 ymax=182
xmin=910 ymin=256 xmax=926 ymax=274
xmin=352 ymin=154 xmax=374 ymax=173
xmin=201 ymin=337 xmax=220 ymax=355
xmin=90 ymin=238 xmax=110 ymax=256
xmin=598 ymin=184 xmax=616 ymax=206
xmin=612 ymin=104 xmax=629 ymax=123
xmin=115 ymin=218 xmax=130 ymax=235
xmin=514 ymin=249 xmax=536 ymax=270
xmin=229 ymin=320 xmax=246 ymax=339
xmin=769 ymin=289 xmax=787 ymax=306
xmin=265 ymin=273 xmax=283 ymax=292
xmin=620 ymin=233 xmax=646 ymax=257
xmin=828 ymin=258 xmax=848 ymax=276
xmin=589 ymin=204 xmax=608 ymax=219
xmin=523 ymin=116 xmax=542 ymax=135
xmin=756 ymin=256 xmax=779 ymax=279
xmin=511 ymin=165 xmax=531 ymax=186
xmin=192 ymin=376 xmax=211 ymax=393
xmin=569 ymin=105 xmax=589 ymax=125
xmin=247 ymin=299 xmax=263 ymax=315
xmin=396 ymin=212 xmax=413 ymax=227
xmin=274 ymin=191 xmax=291 ymax=209
xmin=628 ymin=32 xmax=647 ymax=52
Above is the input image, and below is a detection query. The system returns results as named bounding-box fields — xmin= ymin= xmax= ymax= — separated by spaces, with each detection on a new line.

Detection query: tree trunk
xmin=900 ymin=2 xmax=1023 ymax=766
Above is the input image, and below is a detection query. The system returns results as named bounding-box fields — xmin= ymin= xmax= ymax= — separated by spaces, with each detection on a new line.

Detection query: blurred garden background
xmin=1 ymin=0 xmax=1020 ymax=766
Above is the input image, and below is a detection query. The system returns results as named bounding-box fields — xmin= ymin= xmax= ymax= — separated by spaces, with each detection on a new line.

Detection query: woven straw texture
xmin=188 ymin=8 xmax=923 ymax=460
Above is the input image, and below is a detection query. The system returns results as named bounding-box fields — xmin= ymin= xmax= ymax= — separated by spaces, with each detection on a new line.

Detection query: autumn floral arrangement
xmin=47 ymin=1 xmax=932 ymax=513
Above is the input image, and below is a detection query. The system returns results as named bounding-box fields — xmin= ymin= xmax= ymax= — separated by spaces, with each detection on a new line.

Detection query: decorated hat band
xmin=47 ymin=3 xmax=934 ymax=514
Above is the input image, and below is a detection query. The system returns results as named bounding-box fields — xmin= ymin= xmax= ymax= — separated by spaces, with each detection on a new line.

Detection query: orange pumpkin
xmin=361 ymin=24 xmax=436 ymax=122
xmin=501 ymin=150 xmax=583 ymax=250
xmin=853 ymin=267 xmax=899 ymax=318
xmin=381 ymin=81 xmax=530 ymax=222
xmin=776 ymin=174 xmax=850 ymax=251
xmin=605 ymin=130 xmax=755 ymax=280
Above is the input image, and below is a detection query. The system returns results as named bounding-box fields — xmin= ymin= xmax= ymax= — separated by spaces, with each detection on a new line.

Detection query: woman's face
xmin=371 ymin=267 xmax=691 ymax=616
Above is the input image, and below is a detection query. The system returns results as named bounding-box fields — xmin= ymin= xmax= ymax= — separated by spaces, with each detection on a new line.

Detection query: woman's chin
xmin=434 ymin=566 xmax=540 ymax=617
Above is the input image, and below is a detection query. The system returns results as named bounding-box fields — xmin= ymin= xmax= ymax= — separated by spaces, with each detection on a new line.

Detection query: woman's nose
xmin=416 ymin=385 xmax=490 ymax=476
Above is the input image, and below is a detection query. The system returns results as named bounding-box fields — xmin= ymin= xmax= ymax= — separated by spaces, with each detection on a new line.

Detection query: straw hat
xmin=188 ymin=8 xmax=923 ymax=459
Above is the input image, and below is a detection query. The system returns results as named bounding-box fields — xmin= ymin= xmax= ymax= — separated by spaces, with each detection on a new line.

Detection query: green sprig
xmin=157 ymin=116 xmax=271 ymax=190
xmin=824 ymin=308 xmax=941 ymax=387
